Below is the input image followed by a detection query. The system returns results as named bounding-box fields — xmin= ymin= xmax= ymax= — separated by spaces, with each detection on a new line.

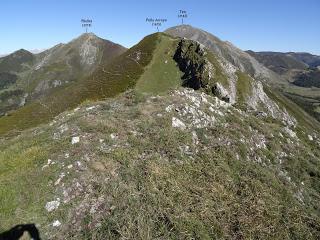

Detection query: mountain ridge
xmin=1 ymin=29 xmax=319 ymax=135
xmin=0 ymin=32 xmax=126 ymax=117
xmin=1 ymin=26 xmax=320 ymax=239
xmin=165 ymin=25 xmax=278 ymax=81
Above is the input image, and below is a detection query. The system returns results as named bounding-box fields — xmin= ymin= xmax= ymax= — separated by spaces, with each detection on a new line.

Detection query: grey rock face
xmin=212 ymin=82 xmax=231 ymax=103
xmin=166 ymin=26 xmax=299 ymax=125
xmin=165 ymin=25 xmax=274 ymax=79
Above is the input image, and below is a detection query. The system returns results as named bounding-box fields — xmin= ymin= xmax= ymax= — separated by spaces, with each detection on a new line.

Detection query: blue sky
xmin=1 ymin=0 xmax=320 ymax=55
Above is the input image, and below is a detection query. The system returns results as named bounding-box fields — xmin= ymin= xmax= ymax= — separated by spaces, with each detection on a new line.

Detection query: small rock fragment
xmin=52 ymin=220 xmax=61 ymax=227
xmin=71 ymin=136 xmax=80 ymax=144
xmin=45 ymin=199 xmax=60 ymax=212
xmin=172 ymin=117 xmax=186 ymax=130
xmin=110 ymin=133 xmax=117 ymax=140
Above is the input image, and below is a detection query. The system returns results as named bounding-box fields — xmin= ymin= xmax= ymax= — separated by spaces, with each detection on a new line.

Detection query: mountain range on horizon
xmin=1 ymin=24 xmax=320 ymax=239
xmin=1 ymin=25 xmax=319 ymax=129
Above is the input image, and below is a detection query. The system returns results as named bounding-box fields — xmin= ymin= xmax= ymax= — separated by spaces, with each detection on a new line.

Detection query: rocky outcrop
xmin=211 ymin=82 xmax=230 ymax=102
xmin=173 ymin=39 xmax=208 ymax=90
xmin=166 ymin=25 xmax=275 ymax=80
xmin=171 ymin=31 xmax=297 ymax=126
xmin=173 ymin=39 xmax=231 ymax=102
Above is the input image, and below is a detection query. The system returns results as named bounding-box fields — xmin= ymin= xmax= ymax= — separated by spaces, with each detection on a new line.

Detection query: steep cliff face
xmin=174 ymin=40 xmax=211 ymax=89
xmin=171 ymin=38 xmax=297 ymax=127
xmin=166 ymin=25 xmax=279 ymax=81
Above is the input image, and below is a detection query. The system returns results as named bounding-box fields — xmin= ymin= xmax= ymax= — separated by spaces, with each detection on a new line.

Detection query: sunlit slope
xmin=1 ymin=89 xmax=320 ymax=239
xmin=0 ymin=34 xmax=126 ymax=117
xmin=1 ymin=30 xmax=319 ymax=136
xmin=135 ymin=34 xmax=183 ymax=93
xmin=0 ymin=33 xmax=159 ymax=135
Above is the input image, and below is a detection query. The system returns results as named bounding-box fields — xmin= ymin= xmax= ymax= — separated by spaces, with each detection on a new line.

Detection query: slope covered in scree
xmin=0 ymin=89 xmax=320 ymax=239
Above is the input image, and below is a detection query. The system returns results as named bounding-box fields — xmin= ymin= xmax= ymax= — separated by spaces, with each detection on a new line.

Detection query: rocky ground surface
xmin=1 ymin=88 xmax=320 ymax=239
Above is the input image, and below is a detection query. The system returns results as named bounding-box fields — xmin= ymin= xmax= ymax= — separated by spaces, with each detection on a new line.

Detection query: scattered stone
xmin=192 ymin=131 xmax=199 ymax=145
xmin=165 ymin=105 xmax=174 ymax=112
xmin=110 ymin=133 xmax=117 ymax=140
xmin=54 ymin=173 xmax=65 ymax=186
xmin=42 ymin=159 xmax=55 ymax=170
xmin=72 ymin=136 xmax=80 ymax=144
xmin=45 ymin=198 xmax=60 ymax=212
xmin=212 ymin=82 xmax=230 ymax=103
xmin=308 ymin=135 xmax=314 ymax=141
xmin=86 ymin=106 xmax=96 ymax=111
xmin=255 ymin=135 xmax=266 ymax=149
xmin=294 ymin=190 xmax=304 ymax=203
xmin=67 ymin=164 xmax=73 ymax=169
xmin=283 ymin=127 xmax=297 ymax=139
xmin=279 ymin=170 xmax=291 ymax=182
xmin=52 ymin=220 xmax=61 ymax=227
xmin=172 ymin=117 xmax=186 ymax=130
xmin=58 ymin=124 xmax=69 ymax=134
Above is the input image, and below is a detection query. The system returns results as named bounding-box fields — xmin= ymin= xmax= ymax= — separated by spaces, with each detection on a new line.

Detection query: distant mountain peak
xmin=165 ymin=25 xmax=273 ymax=79
xmin=71 ymin=32 xmax=102 ymax=44
xmin=11 ymin=48 xmax=33 ymax=57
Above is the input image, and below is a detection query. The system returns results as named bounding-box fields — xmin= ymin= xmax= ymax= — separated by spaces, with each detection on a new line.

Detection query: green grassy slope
xmin=236 ymin=71 xmax=253 ymax=103
xmin=264 ymin=85 xmax=320 ymax=131
xmin=135 ymin=34 xmax=183 ymax=93
xmin=0 ymin=49 xmax=34 ymax=73
xmin=0 ymin=33 xmax=159 ymax=135
xmin=0 ymin=34 xmax=127 ymax=119
xmin=1 ymin=90 xmax=319 ymax=239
